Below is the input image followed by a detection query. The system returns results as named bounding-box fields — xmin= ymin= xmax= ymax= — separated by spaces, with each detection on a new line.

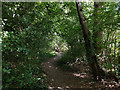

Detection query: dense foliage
xmin=2 ymin=2 xmax=57 ymax=88
xmin=2 ymin=1 xmax=120 ymax=88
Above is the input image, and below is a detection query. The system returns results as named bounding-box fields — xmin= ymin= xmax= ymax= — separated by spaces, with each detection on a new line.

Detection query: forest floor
xmin=41 ymin=52 xmax=120 ymax=89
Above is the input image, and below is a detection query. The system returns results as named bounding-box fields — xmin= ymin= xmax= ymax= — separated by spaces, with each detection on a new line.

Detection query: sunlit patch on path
xmin=73 ymin=73 xmax=88 ymax=78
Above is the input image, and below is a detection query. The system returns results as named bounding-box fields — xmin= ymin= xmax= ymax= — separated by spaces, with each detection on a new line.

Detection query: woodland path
xmin=41 ymin=52 xmax=120 ymax=89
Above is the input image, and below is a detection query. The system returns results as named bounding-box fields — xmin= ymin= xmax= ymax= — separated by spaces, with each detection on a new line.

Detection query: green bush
xmin=2 ymin=60 xmax=48 ymax=88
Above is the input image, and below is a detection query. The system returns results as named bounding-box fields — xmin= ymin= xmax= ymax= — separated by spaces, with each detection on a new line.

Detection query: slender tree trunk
xmin=118 ymin=55 xmax=120 ymax=77
xmin=93 ymin=2 xmax=103 ymax=55
xmin=76 ymin=1 xmax=105 ymax=81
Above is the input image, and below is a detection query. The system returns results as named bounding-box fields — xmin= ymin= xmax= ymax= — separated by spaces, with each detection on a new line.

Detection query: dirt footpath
xmin=41 ymin=52 xmax=120 ymax=89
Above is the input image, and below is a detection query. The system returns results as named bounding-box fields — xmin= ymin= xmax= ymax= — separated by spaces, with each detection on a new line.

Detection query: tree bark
xmin=93 ymin=2 xmax=103 ymax=55
xmin=76 ymin=1 xmax=105 ymax=81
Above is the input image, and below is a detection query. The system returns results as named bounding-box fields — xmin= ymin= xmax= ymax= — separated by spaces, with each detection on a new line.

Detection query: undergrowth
xmin=2 ymin=53 xmax=56 ymax=89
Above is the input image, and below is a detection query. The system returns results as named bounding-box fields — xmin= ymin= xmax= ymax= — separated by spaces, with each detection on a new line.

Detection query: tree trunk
xmin=93 ymin=2 xmax=103 ymax=55
xmin=76 ymin=1 xmax=105 ymax=81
